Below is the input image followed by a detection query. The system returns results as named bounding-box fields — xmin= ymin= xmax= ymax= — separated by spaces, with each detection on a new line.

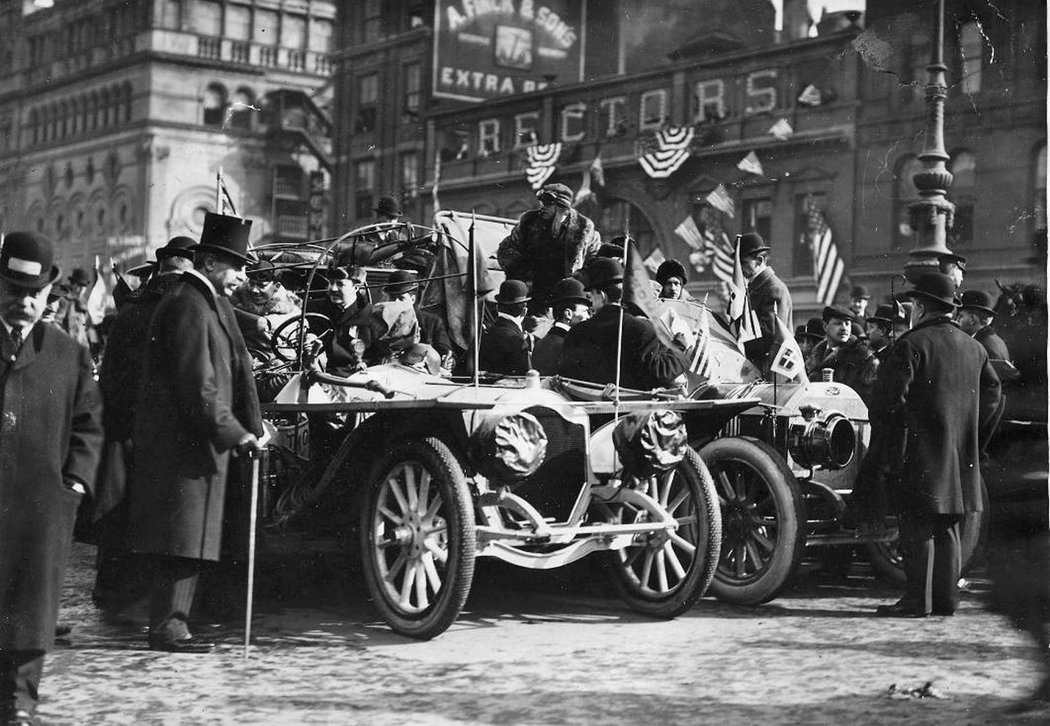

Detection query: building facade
xmin=0 ymin=0 xmax=335 ymax=273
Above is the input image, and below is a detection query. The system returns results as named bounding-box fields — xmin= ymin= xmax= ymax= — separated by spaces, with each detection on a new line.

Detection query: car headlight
xmin=471 ymin=411 xmax=548 ymax=483
xmin=788 ymin=405 xmax=856 ymax=470
xmin=613 ymin=410 xmax=687 ymax=477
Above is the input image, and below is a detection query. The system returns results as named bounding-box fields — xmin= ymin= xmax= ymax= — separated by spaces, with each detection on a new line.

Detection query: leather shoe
xmin=1 ymin=709 xmax=38 ymax=726
xmin=147 ymin=635 xmax=214 ymax=653
xmin=876 ymin=599 xmax=928 ymax=618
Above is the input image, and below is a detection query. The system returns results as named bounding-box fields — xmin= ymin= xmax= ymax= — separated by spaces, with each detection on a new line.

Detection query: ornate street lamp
xmin=905 ymin=0 xmax=958 ymax=282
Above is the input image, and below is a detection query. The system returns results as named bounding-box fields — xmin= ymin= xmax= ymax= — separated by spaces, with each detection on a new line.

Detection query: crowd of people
xmin=0 ymin=179 xmax=1037 ymax=724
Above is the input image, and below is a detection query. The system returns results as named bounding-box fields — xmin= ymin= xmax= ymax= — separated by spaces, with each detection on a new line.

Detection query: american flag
xmin=797 ymin=84 xmax=823 ymax=106
xmin=710 ymin=232 xmax=735 ymax=284
xmin=805 ymin=197 xmax=845 ymax=306
xmin=727 ymin=235 xmax=761 ymax=347
xmin=768 ymin=118 xmax=794 ymax=140
xmin=674 ymin=216 xmax=704 ymax=250
xmin=689 ymin=303 xmax=713 ymax=377
xmin=737 ymin=150 xmax=765 ymax=177
xmin=705 ymin=184 xmax=735 ymax=218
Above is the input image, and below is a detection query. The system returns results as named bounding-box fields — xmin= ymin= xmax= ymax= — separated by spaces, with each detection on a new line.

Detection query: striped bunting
xmin=524 ymin=143 xmax=562 ymax=190
xmin=768 ymin=118 xmax=794 ymax=140
xmin=639 ymin=126 xmax=695 ymax=179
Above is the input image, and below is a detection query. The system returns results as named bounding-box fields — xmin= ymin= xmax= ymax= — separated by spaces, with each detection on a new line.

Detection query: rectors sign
xmin=434 ymin=0 xmax=585 ymax=103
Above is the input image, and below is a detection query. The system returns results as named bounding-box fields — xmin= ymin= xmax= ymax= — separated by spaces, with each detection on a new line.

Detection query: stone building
xmin=0 ymin=0 xmax=335 ymax=273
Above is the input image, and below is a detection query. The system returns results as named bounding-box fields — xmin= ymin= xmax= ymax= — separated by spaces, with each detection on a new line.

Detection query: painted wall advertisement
xmin=433 ymin=0 xmax=586 ymax=103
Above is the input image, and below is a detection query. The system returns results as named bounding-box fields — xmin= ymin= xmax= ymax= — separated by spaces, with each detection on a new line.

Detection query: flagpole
xmin=470 ymin=209 xmax=480 ymax=389
xmin=772 ymin=301 xmax=779 ymax=438
xmin=614 ymin=224 xmax=630 ymax=416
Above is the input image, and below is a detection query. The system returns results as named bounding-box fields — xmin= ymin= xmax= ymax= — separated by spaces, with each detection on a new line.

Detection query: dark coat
xmin=0 ymin=323 xmax=103 ymax=651
xmin=418 ymin=308 xmax=452 ymax=358
xmin=532 ymin=324 xmax=568 ymax=375
xmin=975 ymin=325 xmax=1011 ymax=361
xmin=805 ymin=336 xmax=879 ymax=404
xmin=479 ymin=316 xmax=531 ymax=375
xmin=128 ymin=273 xmax=263 ymax=562
xmin=870 ymin=316 xmax=1001 ymax=514
xmin=559 ymin=305 xmax=687 ymax=390
xmin=312 ymin=297 xmax=379 ymax=376
xmin=743 ymin=266 xmax=793 ymax=373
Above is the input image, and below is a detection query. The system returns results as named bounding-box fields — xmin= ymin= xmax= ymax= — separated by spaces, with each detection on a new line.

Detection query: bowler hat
xmin=958 ymin=289 xmax=996 ymax=317
xmin=904 ymin=272 xmax=959 ymax=309
xmin=536 ymin=183 xmax=574 ymax=209
xmin=866 ymin=303 xmax=896 ymax=324
xmin=375 ymin=195 xmax=402 ymax=218
xmin=736 ymin=232 xmax=770 ymax=258
xmin=582 ymin=257 xmax=624 ymax=291
xmin=494 ymin=279 xmax=531 ymax=304
xmin=547 ymin=277 xmax=590 ymax=307
xmin=850 ymin=284 xmax=870 ymax=300
xmin=383 ymin=269 xmax=418 ymax=296
xmin=0 ymin=232 xmax=61 ymax=289
xmin=193 ymin=212 xmax=254 ymax=263
xmin=656 ymin=258 xmax=688 ymax=285
xmin=47 ymin=282 xmax=74 ymax=302
xmin=156 ymin=235 xmax=196 ymax=262
xmin=68 ymin=267 xmax=91 ymax=287
xmin=822 ymin=305 xmax=857 ymax=323
xmin=802 ymin=317 xmax=825 ymax=340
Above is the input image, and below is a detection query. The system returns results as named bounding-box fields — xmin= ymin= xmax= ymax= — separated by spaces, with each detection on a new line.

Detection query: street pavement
xmin=39 ymin=537 xmax=1049 ymax=725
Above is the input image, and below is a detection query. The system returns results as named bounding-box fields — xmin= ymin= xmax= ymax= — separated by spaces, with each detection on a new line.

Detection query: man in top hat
xmin=532 ymin=277 xmax=591 ymax=375
xmin=478 ymin=279 xmax=533 ymax=375
xmin=656 ymin=259 xmax=693 ymax=301
xmin=560 ymin=258 xmax=688 ymax=390
xmin=89 ymin=236 xmax=198 ymax=614
xmin=956 ymin=290 xmax=1011 ymax=362
xmin=865 ymin=303 xmax=900 ymax=363
xmin=128 ymin=212 xmax=264 ymax=652
xmin=848 ymin=284 xmax=871 ymax=321
xmin=0 ymin=232 xmax=103 ymax=724
xmin=497 ymin=182 xmax=601 ymax=317
xmin=804 ymin=305 xmax=879 ymax=404
xmin=382 ymin=270 xmax=454 ymax=371
xmin=871 ymin=272 xmax=1000 ymax=618
xmin=737 ymin=232 xmax=793 ymax=374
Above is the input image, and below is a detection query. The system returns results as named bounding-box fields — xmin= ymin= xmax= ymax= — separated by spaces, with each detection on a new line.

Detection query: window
xmin=893 ymin=155 xmax=923 ymax=248
xmin=741 ymin=197 xmax=772 ymax=250
xmin=203 ymin=83 xmax=227 ymax=127
xmin=364 ymin=0 xmax=383 ymax=41
xmin=282 ymin=14 xmax=306 ymax=49
xmin=355 ymin=73 xmax=378 ymax=133
xmin=639 ymin=90 xmax=668 ymax=130
xmin=514 ymin=112 xmax=540 ymax=148
xmin=795 ymin=192 xmax=827 ymax=277
xmin=120 ymin=82 xmax=132 ymax=124
xmin=275 ymin=199 xmax=309 ymax=239
xmin=309 ymin=18 xmax=333 ymax=53
xmin=355 ymin=160 xmax=376 ymax=220
xmin=958 ymin=20 xmax=984 ymax=95
xmin=160 ymin=0 xmax=181 ymax=29
xmin=948 ymin=150 xmax=976 ymax=247
xmin=402 ymin=62 xmax=421 ymax=121
xmin=1035 ymin=144 xmax=1047 ymax=232
xmin=194 ymin=0 xmax=222 ymax=37
xmin=254 ymin=9 xmax=278 ymax=44
xmin=274 ymin=166 xmax=304 ymax=197
xmin=400 ymin=152 xmax=418 ymax=194
xmin=225 ymin=3 xmax=251 ymax=41
xmin=902 ymin=32 xmax=930 ymax=105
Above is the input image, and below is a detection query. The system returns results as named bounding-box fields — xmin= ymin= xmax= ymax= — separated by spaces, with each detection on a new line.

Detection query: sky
xmin=772 ymin=0 xmax=867 ymax=30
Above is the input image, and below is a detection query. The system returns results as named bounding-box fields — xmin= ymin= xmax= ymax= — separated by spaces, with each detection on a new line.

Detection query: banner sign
xmin=433 ymin=0 xmax=585 ymax=103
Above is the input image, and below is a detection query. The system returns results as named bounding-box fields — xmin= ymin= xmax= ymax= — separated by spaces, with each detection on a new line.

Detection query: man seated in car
xmin=380 ymin=270 xmax=455 ymax=373
xmin=309 ymin=265 xmax=379 ymax=377
xmin=805 ymin=305 xmax=879 ymax=404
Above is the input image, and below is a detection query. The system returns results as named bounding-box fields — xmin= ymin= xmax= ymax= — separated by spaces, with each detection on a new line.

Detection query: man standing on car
xmin=737 ymin=232 xmax=792 ymax=374
xmin=872 ymin=272 xmax=1000 ymax=618
xmin=129 ymin=213 xmax=264 ymax=652
xmin=0 ymin=232 xmax=103 ymax=725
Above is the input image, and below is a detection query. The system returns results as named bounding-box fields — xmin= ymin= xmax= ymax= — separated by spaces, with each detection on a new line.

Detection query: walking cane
xmin=244 ymin=450 xmax=261 ymax=660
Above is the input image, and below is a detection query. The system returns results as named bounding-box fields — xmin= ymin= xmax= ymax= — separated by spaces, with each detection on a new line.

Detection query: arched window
xmin=958 ymin=20 xmax=984 ymax=95
xmin=1034 ymin=143 xmax=1047 ymax=233
xmin=203 ymin=83 xmax=227 ymax=126
xmin=229 ymin=87 xmax=254 ymax=130
xmin=948 ymin=150 xmax=976 ymax=247
xmin=597 ymin=198 xmax=656 ymax=255
xmin=893 ymin=155 xmax=923 ymax=248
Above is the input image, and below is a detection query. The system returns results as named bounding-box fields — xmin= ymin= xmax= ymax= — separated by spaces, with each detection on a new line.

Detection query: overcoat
xmin=478 ymin=316 xmax=531 ymax=375
xmin=805 ymin=335 xmax=879 ymax=404
xmin=870 ymin=316 xmax=1001 ymax=514
xmin=559 ymin=305 xmax=687 ymax=390
xmin=532 ymin=324 xmax=568 ymax=375
xmin=128 ymin=273 xmax=262 ymax=561
xmin=743 ymin=267 xmax=793 ymax=372
xmin=312 ymin=297 xmax=379 ymax=375
xmin=0 ymin=323 xmax=102 ymax=651
xmin=975 ymin=325 xmax=1011 ymax=361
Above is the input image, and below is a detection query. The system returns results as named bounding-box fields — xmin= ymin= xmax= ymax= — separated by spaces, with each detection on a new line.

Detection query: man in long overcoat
xmin=129 ymin=213 xmax=264 ymax=652
xmin=738 ymin=233 xmax=793 ymax=374
xmin=872 ymin=273 xmax=1001 ymax=618
xmin=0 ymin=232 xmax=103 ymax=724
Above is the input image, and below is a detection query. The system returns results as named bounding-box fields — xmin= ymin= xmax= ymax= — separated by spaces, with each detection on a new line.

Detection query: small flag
xmin=85 ymin=255 xmax=110 ymax=325
xmin=710 ymin=232 xmax=735 ymax=284
xmin=727 ymin=236 xmax=760 ymax=347
xmin=770 ymin=314 xmax=808 ymax=383
xmin=689 ymin=304 xmax=713 ymax=378
xmin=705 ymin=184 xmax=735 ymax=218
xmin=524 ymin=142 xmax=562 ymax=190
xmin=797 ymin=84 xmax=823 ymax=106
xmin=589 ymin=155 xmax=605 ymax=187
xmin=642 ymin=247 xmax=666 ymax=275
xmin=674 ymin=216 xmax=704 ymax=251
xmin=768 ymin=118 xmax=794 ymax=140
xmin=804 ymin=197 xmax=845 ymax=306
xmin=737 ymin=151 xmax=765 ymax=177
xmin=639 ymin=126 xmax=694 ymax=179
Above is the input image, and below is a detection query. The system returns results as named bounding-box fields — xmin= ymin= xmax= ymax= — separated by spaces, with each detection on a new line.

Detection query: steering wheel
xmin=270 ymin=312 xmax=333 ymax=362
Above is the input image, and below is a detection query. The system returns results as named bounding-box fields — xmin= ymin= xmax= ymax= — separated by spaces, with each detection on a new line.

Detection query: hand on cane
xmin=235 ymin=432 xmax=268 ymax=458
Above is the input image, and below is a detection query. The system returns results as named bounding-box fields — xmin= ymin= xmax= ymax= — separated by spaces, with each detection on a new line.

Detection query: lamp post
xmin=905 ymin=0 xmax=957 ymax=282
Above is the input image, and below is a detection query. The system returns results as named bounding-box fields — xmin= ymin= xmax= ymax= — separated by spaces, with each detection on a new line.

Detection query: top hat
xmin=536 ymin=183 xmax=574 ymax=209
xmin=866 ymin=303 xmax=897 ymax=324
xmin=656 ymin=258 xmax=688 ymax=285
xmin=156 ymin=235 xmax=196 ymax=262
xmin=0 ymin=232 xmax=61 ymax=290
xmin=375 ymin=195 xmax=402 ymax=218
xmin=68 ymin=267 xmax=91 ymax=287
xmin=330 ymin=265 xmax=367 ymax=283
xmin=494 ymin=279 xmax=531 ymax=304
xmin=904 ymin=272 xmax=959 ymax=309
xmin=547 ymin=277 xmax=591 ymax=307
xmin=383 ymin=269 xmax=418 ymax=296
xmin=736 ymin=232 xmax=770 ymax=258
xmin=193 ymin=212 xmax=254 ymax=263
xmin=582 ymin=257 xmax=624 ymax=291
xmin=958 ymin=289 xmax=996 ymax=316
xmin=822 ymin=305 xmax=857 ymax=323
xmin=802 ymin=317 xmax=826 ymax=340
xmin=850 ymin=284 xmax=870 ymax=300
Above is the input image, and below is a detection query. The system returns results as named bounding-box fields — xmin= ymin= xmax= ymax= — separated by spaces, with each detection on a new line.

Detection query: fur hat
xmin=655 ymin=258 xmax=688 ymax=286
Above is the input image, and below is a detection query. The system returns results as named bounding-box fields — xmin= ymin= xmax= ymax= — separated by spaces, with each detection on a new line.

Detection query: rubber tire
xmin=700 ymin=436 xmax=807 ymax=606
xmin=606 ymin=448 xmax=722 ymax=619
xmin=864 ymin=478 xmax=989 ymax=585
xmin=359 ymin=437 xmax=476 ymax=639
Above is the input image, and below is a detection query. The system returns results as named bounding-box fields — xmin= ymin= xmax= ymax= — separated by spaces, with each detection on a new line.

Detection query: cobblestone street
xmin=37 ymin=537 xmax=1049 ymax=725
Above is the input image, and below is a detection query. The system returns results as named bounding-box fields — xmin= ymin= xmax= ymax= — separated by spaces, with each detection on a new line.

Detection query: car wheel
xmin=359 ymin=437 xmax=475 ymax=639
xmin=701 ymin=436 xmax=807 ymax=606
xmin=605 ymin=448 xmax=722 ymax=619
